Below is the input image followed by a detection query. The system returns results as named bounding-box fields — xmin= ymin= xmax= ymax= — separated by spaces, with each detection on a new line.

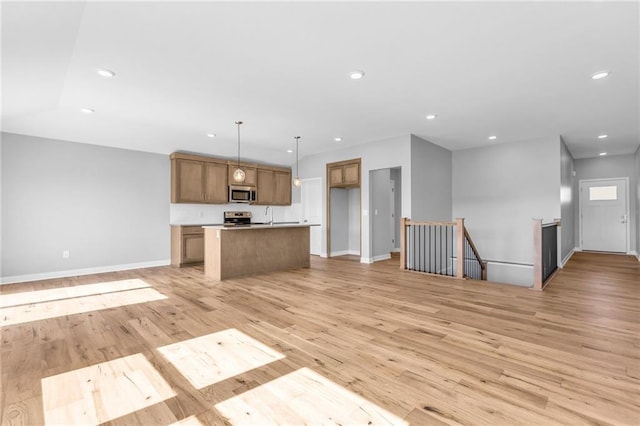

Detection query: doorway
xmin=370 ymin=167 xmax=402 ymax=262
xmin=579 ymin=178 xmax=629 ymax=253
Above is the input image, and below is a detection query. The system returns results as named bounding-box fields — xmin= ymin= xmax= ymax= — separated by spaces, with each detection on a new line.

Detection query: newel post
xmin=400 ymin=217 xmax=407 ymax=270
xmin=456 ymin=218 xmax=465 ymax=279
xmin=532 ymin=218 xmax=543 ymax=290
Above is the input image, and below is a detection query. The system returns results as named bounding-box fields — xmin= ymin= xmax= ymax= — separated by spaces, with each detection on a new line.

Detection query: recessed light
xmin=591 ymin=71 xmax=610 ymax=80
xmin=598 ymin=134 xmax=608 ymax=139
xmin=96 ymin=68 xmax=116 ymax=78
xmin=287 ymin=149 xmax=293 ymax=153
xmin=206 ymin=133 xmax=216 ymax=138
xmin=599 ymin=152 xmax=607 ymax=156
xmin=349 ymin=70 xmax=365 ymax=80
xmin=334 ymin=137 xmax=343 ymax=142
xmin=425 ymin=114 xmax=437 ymax=120
xmin=488 ymin=135 xmax=497 ymax=140
xmin=80 ymin=108 xmax=95 ymax=114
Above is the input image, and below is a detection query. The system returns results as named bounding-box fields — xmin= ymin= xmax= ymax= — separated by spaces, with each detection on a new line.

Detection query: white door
xmin=580 ymin=178 xmax=628 ymax=252
xmin=301 ymin=177 xmax=322 ymax=255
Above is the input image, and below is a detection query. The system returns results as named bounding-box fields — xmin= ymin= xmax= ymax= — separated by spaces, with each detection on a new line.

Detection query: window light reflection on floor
xmin=215 ymin=367 xmax=408 ymax=426
xmin=0 ymin=279 xmax=166 ymax=326
xmin=157 ymin=328 xmax=285 ymax=389
xmin=41 ymin=353 xmax=176 ymax=425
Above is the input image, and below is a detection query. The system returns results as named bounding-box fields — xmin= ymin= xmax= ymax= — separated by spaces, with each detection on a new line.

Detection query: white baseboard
xmin=329 ymin=250 xmax=360 ymax=257
xmin=370 ymin=253 xmax=391 ymax=263
xmin=0 ymin=259 xmax=171 ymax=285
xmin=560 ymin=248 xmax=577 ymax=268
xmin=392 ymin=248 xmax=401 ymax=253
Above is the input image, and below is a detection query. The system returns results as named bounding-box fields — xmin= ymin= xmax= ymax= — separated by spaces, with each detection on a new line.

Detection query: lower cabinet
xmin=171 ymin=226 xmax=204 ymax=266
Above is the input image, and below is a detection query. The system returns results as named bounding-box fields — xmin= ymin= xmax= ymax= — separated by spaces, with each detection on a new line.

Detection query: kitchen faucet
xmin=265 ymin=206 xmax=273 ymax=225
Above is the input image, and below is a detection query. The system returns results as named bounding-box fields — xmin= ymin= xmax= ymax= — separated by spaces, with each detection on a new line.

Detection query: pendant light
xmin=233 ymin=121 xmax=246 ymax=183
xmin=293 ymin=136 xmax=301 ymax=187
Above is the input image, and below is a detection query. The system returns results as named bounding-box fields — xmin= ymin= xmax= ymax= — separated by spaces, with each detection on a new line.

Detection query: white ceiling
xmin=2 ymin=1 xmax=639 ymax=165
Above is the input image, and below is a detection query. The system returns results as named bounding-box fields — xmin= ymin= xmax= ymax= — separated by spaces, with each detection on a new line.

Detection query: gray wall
xmin=348 ymin=188 xmax=360 ymax=254
xmin=329 ymin=188 xmax=349 ymax=254
xmin=560 ymin=139 xmax=576 ymax=263
xmin=452 ymin=136 xmax=562 ymax=286
xmin=410 ymin=135 xmax=452 ymax=221
xmin=574 ymin=154 xmax=638 ymax=253
xmin=637 ymin=146 xmax=640 ymax=258
xmin=1 ymin=132 xmax=170 ymax=282
xmin=297 ymin=134 xmax=412 ymax=261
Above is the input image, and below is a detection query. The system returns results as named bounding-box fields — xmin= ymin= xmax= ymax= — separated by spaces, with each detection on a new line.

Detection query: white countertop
xmin=202 ymin=223 xmax=310 ymax=230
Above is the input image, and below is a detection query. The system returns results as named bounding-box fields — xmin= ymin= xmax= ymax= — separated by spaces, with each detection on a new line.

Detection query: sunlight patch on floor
xmin=215 ymin=367 xmax=408 ymax=426
xmin=169 ymin=415 xmax=204 ymax=426
xmin=41 ymin=353 xmax=176 ymax=425
xmin=1 ymin=287 xmax=166 ymax=326
xmin=157 ymin=328 xmax=285 ymax=389
xmin=0 ymin=278 xmax=151 ymax=308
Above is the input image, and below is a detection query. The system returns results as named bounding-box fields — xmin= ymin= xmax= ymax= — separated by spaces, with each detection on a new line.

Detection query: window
xmin=589 ymin=185 xmax=617 ymax=201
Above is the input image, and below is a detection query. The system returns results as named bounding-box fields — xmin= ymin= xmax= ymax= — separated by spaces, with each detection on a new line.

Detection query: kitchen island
xmin=203 ymin=224 xmax=310 ymax=281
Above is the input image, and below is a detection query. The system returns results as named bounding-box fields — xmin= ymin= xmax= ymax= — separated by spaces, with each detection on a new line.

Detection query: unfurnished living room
xmin=1 ymin=1 xmax=639 ymax=425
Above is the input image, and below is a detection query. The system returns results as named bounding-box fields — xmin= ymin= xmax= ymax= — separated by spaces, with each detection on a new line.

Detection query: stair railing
xmin=400 ymin=217 xmax=486 ymax=280
xmin=532 ymin=218 xmax=560 ymax=290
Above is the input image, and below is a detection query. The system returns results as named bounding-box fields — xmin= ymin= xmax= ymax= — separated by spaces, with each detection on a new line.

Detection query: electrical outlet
xmin=62 ymin=250 xmax=70 ymax=259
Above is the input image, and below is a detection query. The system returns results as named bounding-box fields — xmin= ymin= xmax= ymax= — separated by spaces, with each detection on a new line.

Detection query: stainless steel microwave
xmin=228 ymin=185 xmax=257 ymax=203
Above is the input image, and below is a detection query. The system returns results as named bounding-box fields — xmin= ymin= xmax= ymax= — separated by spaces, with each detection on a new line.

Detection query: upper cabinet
xmin=257 ymin=166 xmax=291 ymax=205
xmin=227 ymin=161 xmax=258 ymax=187
xmin=171 ymin=153 xmax=228 ymax=203
xmin=327 ymin=158 xmax=361 ymax=188
xmin=171 ymin=152 xmax=291 ymax=205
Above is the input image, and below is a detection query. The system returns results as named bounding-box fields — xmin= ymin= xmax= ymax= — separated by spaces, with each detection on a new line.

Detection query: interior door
xmin=302 ymin=178 xmax=322 ymax=255
xmin=580 ymin=179 xmax=628 ymax=252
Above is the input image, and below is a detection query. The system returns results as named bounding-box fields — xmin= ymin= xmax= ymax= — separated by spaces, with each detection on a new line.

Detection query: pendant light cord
xmin=236 ymin=121 xmax=242 ymax=169
xmin=295 ymin=136 xmax=300 ymax=177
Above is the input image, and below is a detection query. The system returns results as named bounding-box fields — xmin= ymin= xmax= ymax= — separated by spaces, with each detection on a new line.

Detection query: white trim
xmin=485 ymin=260 xmax=534 ymax=269
xmin=371 ymin=253 xmax=391 ymax=263
xmin=360 ymin=257 xmax=373 ymax=264
xmin=329 ymin=250 xmax=361 ymax=257
xmin=560 ymin=248 xmax=577 ymax=267
xmin=0 ymin=259 xmax=171 ymax=285
xmin=392 ymin=248 xmax=401 ymax=253
xmin=578 ymin=177 xmax=630 ymax=253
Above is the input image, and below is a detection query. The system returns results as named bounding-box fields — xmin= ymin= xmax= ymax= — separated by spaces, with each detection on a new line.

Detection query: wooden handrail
xmin=463 ymin=229 xmax=485 ymax=266
xmin=406 ymin=220 xmax=457 ymax=227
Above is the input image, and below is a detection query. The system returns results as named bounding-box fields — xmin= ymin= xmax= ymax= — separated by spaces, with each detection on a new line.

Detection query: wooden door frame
xmin=326 ymin=159 xmax=362 ymax=258
xmin=578 ymin=177 xmax=630 ymax=253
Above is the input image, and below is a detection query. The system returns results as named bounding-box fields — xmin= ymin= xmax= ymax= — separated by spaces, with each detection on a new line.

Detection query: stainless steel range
xmin=223 ymin=211 xmax=252 ymax=226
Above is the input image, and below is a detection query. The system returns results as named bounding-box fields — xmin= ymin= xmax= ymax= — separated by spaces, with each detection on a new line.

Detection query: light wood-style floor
xmin=1 ymin=251 xmax=639 ymax=425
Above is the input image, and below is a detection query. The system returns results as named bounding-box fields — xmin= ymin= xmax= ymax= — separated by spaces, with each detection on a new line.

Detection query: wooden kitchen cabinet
xmin=257 ymin=168 xmax=275 ymax=204
xmin=227 ymin=161 xmax=257 ymax=187
xmin=327 ymin=158 xmax=361 ymax=188
xmin=171 ymin=153 xmax=228 ymax=203
xmin=171 ymin=152 xmax=291 ymax=205
xmin=256 ymin=166 xmax=291 ymax=205
xmin=274 ymin=171 xmax=292 ymax=205
xmin=171 ymin=225 xmax=205 ymax=266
